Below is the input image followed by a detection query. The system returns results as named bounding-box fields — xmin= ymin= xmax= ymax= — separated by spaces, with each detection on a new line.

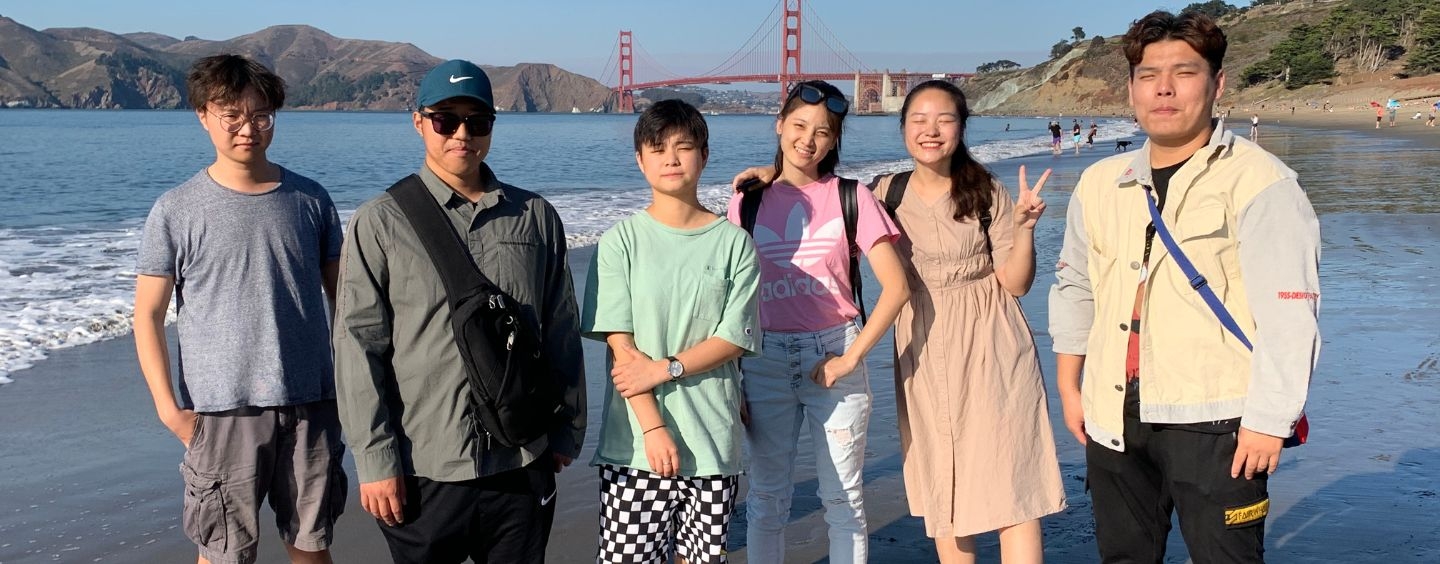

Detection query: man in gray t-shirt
xmin=133 ymin=54 xmax=346 ymax=564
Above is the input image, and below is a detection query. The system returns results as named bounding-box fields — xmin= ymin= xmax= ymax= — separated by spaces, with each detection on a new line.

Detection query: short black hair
xmin=187 ymin=54 xmax=285 ymax=110
xmin=633 ymin=99 xmax=709 ymax=153
xmin=1124 ymin=10 xmax=1227 ymax=77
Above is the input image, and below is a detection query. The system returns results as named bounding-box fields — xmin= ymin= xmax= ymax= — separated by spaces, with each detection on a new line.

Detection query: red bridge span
xmin=598 ymin=0 xmax=974 ymax=113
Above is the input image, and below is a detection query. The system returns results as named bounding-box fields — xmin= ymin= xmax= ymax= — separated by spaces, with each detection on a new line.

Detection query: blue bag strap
xmin=1143 ymin=185 xmax=1253 ymax=351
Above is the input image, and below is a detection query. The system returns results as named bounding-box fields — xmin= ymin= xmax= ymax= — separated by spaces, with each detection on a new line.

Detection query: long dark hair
xmin=771 ymin=80 xmax=846 ymax=185
xmin=899 ymin=80 xmax=994 ymax=222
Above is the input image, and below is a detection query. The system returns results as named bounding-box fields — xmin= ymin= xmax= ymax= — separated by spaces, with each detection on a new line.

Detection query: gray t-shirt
xmin=137 ymin=167 xmax=343 ymax=412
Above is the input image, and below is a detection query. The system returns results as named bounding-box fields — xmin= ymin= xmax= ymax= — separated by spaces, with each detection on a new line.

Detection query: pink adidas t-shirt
xmin=726 ymin=175 xmax=900 ymax=332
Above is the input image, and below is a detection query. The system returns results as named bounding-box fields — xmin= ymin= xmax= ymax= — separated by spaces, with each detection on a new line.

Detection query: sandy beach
xmin=2 ymin=119 xmax=1438 ymax=563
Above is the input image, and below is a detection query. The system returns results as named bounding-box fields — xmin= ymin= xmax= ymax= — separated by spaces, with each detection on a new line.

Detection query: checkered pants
xmin=597 ymin=465 xmax=739 ymax=564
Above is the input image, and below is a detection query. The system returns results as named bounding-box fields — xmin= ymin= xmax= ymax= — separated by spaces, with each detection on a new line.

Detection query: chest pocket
xmin=693 ymin=274 xmax=731 ymax=323
xmin=1178 ymin=204 xmax=1229 ymax=242
xmin=483 ymin=239 xmax=543 ymax=298
xmin=1173 ymin=204 xmax=1234 ymax=287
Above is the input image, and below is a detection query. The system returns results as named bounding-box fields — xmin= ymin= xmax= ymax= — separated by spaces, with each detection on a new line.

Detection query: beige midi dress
xmin=874 ymin=174 xmax=1067 ymax=538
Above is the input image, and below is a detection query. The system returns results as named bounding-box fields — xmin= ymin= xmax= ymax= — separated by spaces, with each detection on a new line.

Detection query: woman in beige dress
xmin=873 ymin=80 xmax=1066 ymax=563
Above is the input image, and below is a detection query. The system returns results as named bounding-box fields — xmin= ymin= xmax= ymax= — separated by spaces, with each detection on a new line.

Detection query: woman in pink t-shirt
xmin=724 ymin=80 xmax=910 ymax=563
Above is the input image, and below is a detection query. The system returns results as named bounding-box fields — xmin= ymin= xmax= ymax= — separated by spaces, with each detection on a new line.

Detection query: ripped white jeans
xmin=743 ymin=320 xmax=870 ymax=563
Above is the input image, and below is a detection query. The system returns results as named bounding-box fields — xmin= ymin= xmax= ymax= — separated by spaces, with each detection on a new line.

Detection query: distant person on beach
xmin=134 ymin=54 xmax=347 ymax=564
xmin=581 ymin=99 xmax=761 ymax=564
xmin=1375 ymin=104 xmax=1384 ymax=129
xmin=1050 ymin=120 xmax=1064 ymax=154
xmin=332 ymin=59 xmax=585 ymax=563
xmin=1088 ymin=121 xmax=1099 ymax=145
xmin=1428 ymin=101 xmax=1437 ymax=127
xmin=1073 ymin=119 xmax=1084 ymax=154
xmin=1050 ymin=11 xmax=1321 ymax=563
xmin=728 ymin=80 xmax=1067 ymax=563
xmin=1387 ymin=99 xmax=1400 ymax=127
xmin=1251 ymin=113 xmax=1260 ymax=140
xmin=727 ymin=80 xmax=910 ymax=563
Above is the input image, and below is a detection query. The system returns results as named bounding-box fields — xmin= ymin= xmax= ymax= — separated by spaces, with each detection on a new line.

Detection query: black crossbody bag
xmin=386 ymin=174 xmax=563 ymax=448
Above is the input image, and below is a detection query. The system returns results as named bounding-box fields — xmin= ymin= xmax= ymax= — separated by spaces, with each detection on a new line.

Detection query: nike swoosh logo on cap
xmin=449 ymin=75 xmax=473 ymax=83
xmin=540 ymin=490 xmax=557 ymax=506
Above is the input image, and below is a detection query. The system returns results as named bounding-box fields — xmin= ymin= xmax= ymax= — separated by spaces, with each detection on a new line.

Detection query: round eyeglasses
xmin=208 ymin=108 xmax=275 ymax=133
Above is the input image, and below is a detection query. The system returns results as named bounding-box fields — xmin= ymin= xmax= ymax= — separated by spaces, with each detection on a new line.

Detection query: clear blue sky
xmin=3 ymin=0 xmax=1217 ymax=84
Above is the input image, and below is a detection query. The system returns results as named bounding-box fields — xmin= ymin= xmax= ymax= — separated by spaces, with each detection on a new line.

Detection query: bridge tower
xmin=779 ymin=0 xmax=803 ymax=95
xmin=617 ymin=30 xmax=635 ymax=113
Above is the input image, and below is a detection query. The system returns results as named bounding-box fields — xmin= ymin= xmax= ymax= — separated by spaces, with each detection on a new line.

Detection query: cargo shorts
xmin=179 ymin=400 xmax=347 ymax=564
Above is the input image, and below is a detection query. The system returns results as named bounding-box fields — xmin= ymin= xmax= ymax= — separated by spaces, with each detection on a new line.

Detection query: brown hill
xmin=0 ymin=18 xmax=614 ymax=112
xmin=487 ymin=63 xmax=612 ymax=112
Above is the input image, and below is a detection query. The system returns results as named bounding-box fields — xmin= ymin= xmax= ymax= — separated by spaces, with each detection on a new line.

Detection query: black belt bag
xmin=387 ymin=174 xmax=563 ymax=448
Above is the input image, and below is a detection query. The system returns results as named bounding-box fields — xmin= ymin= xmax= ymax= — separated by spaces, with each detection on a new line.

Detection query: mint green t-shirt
xmin=581 ymin=211 xmax=761 ymax=477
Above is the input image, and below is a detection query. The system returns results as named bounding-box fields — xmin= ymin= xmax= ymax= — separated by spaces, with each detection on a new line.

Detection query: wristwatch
xmin=666 ymin=356 xmax=685 ymax=381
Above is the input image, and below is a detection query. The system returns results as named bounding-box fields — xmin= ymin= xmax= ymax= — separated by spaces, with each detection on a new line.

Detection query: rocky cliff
xmin=0 ymin=17 xmax=613 ymax=112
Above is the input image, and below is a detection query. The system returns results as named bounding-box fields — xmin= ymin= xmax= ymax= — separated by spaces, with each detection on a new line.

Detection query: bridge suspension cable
xmin=596 ymin=38 xmax=620 ymax=86
xmin=692 ymin=1 xmax=783 ymax=78
xmin=801 ymin=2 xmax=870 ymax=73
xmin=634 ymin=43 xmax=685 ymax=83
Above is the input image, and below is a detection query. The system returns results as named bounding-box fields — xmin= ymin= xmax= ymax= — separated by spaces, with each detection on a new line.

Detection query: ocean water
xmin=0 ymin=110 xmax=1138 ymax=382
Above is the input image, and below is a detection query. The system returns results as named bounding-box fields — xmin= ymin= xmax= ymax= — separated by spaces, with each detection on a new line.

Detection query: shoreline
xmin=2 ymin=122 xmax=1439 ymax=562
xmin=1244 ymin=107 xmax=1440 ymax=148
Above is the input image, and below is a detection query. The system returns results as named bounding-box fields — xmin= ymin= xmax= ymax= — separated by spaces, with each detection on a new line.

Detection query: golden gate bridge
xmin=596 ymin=0 xmax=974 ymax=113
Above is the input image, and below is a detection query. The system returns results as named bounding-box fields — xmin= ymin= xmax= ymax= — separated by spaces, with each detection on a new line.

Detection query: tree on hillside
xmin=1051 ymin=40 xmax=1074 ymax=59
xmin=1183 ymin=1 xmax=1239 ymax=19
xmin=1244 ymin=0 xmax=1437 ymax=88
xmin=976 ymin=59 xmax=1022 ymax=73
xmin=1404 ymin=3 xmax=1440 ymax=75
xmin=1072 ymin=27 xmax=1087 ymax=42
xmin=1320 ymin=0 xmax=1427 ymax=73
xmin=1243 ymin=24 xmax=1335 ymax=88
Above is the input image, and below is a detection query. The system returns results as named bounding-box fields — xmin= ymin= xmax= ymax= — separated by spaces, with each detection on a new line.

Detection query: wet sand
xmin=2 ymin=122 xmax=1438 ymax=563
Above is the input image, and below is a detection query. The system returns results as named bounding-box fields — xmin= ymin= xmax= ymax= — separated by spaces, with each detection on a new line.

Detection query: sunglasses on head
xmin=790 ymin=83 xmax=848 ymax=115
xmin=419 ymin=110 xmax=495 ymax=136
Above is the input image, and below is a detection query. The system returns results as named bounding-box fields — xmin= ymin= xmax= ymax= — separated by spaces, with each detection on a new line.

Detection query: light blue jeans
xmin=743 ymin=321 xmax=870 ymax=563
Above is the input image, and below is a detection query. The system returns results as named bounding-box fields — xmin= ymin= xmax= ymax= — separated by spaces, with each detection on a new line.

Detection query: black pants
xmin=377 ymin=458 xmax=557 ymax=564
xmin=1086 ymin=383 xmax=1269 ymax=563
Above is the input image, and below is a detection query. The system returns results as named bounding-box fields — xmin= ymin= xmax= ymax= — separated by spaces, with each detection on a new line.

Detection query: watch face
xmin=668 ymin=360 xmax=683 ymax=378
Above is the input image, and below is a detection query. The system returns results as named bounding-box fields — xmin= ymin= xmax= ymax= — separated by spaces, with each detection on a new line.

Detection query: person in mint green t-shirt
xmin=581 ymin=100 xmax=760 ymax=563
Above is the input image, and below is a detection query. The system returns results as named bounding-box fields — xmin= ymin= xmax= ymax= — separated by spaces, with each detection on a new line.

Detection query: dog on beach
xmin=1115 ymin=140 xmax=1133 ymax=151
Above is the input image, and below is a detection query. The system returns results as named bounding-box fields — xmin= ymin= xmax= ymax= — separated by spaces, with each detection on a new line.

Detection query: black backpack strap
xmin=739 ymin=187 xmax=764 ymax=235
xmin=882 ymin=171 xmax=910 ymax=222
xmin=386 ymin=175 xmax=491 ymax=307
xmin=839 ymin=177 xmax=867 ymax=325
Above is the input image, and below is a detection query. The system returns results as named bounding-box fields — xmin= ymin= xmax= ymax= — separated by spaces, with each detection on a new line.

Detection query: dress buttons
xmin=1111 ymin=439 xmax=1121 ymax=446
xmin=1120 ymin=323 xmax=1129 ymax=331
xmin=1114 ymin=384 xmax=1124 ymax=391
xmin=1130 ymin=261 xmax=1141 ymax=270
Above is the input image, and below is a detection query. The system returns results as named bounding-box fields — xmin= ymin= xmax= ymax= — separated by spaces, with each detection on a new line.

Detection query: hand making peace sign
xmin=1013 ymin=165 xmax=1050 ymax=230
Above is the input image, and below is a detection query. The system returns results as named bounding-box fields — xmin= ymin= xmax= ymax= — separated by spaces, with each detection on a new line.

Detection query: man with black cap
xmin=333 ymin=59 xmax=585 ymax=563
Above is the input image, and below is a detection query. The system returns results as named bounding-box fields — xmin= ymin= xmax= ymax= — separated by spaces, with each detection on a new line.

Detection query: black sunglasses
xmin=790 ymin=83 xmax=848 ymax=115
xmin=420 ymin=111 xmax=495 ymax=136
